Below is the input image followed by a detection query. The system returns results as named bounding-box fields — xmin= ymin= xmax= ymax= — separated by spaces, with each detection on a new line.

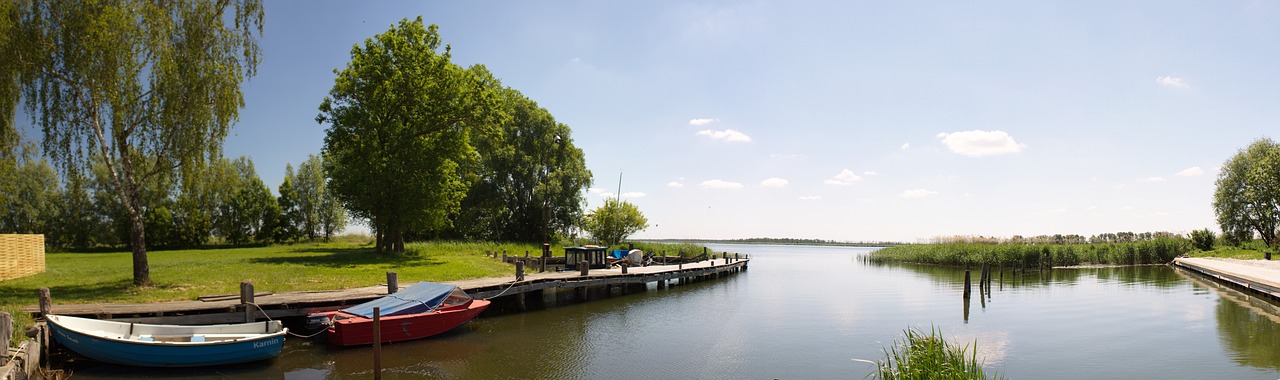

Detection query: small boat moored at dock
xmin=46 ymin=314 xmax=287 ymax=367
xmin=311 ymin=281 xmax=490 ymax=346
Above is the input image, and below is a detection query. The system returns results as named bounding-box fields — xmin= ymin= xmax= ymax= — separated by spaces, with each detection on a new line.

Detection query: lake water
xmin=69 ymin=244 xmax=1280 ymax=379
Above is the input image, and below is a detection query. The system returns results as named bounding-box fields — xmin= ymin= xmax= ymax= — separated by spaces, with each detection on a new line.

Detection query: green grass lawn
xmin=0 ymin=239 xmax=537 ymax=342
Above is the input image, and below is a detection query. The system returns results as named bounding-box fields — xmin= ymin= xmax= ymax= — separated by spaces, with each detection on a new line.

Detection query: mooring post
xmin=38 ymin=287 xmax=51 ymax=318
xmin=502 ymin=251 xmax=508 ymax=262
xmin=373 ymin=307 xmax=382 ymax=379
xmin=0 ymin=312 xmax=11 ymax=354
xmin=240 ymin=281 xmax=255 ymax=322
xmin=580 ymin=260 xmax=589 ymax=276
xmin=387 ymin=271 xmax=398 ymax=294
xmin=516 ymin=260 xmax=525 ymax=281
xmin=963 ymin=268 xmax=972 ymax=299
xmin=621 ymin=264 xmax=628 ymax=274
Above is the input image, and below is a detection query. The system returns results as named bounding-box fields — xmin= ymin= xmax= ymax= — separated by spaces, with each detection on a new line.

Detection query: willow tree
xmin=318 ymin=17 xmax=499 ymax=253
xmin=1214 ymin=138 xmax=1280 ymax=259
xmin=2 ymin=1 xmax=263 ymax=285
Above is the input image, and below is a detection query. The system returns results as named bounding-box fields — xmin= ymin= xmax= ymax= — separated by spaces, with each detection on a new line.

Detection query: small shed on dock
xmin=564 ymin=246 xmax=609 ymax=270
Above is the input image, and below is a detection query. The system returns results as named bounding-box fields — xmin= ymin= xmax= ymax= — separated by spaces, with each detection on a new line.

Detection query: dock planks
xmin=1173 ymin=257 xmax=1280 ymax=300
xmin=23 ymin=259 xmax=748 ymax=324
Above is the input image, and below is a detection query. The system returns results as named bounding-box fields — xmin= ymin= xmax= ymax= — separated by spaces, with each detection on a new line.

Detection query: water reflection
xmin=1176 ymin=267 xmax=1280 ymax=371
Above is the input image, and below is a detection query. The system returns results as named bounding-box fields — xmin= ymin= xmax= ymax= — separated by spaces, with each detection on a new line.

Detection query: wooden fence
xmin=0 ymin=235 xmax=45 ymax=281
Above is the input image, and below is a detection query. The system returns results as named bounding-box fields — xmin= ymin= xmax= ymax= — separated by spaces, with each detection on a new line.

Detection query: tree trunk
xmin=128 ymin=208 xmax=150 ymax=286
xmin=394 ymin=228 xmax=404 ymax=253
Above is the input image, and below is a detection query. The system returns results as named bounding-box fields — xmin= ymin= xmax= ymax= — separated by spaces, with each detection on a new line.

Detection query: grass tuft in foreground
xmin=864 ymin=327 xmax=1002 ymax=380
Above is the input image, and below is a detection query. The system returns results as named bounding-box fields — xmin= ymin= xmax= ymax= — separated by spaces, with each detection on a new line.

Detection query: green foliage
xmin=4 ymin=0 xmax=264 ymax=285
xmin=318 ymin=17 xmax=496 ymax=252
xmin=866 ymin=327 xmax=1001 ymax=380
xmin=1190 ymin=228 xmax=1216 ymax=251
xmin=275 ymin=165 xmax=303 ymax=243
xmin=453 ymin=87 xmax=592 ymax=242
xmin=0 ymin=144 xmax=59 ymax=234
xmin=582 ymin=198 xmax=649 ymax=246
xmin=869 ymin=237 xmax=1192 ymax=267
xmin=1214 ymin=138 xmax=1280 ymax=253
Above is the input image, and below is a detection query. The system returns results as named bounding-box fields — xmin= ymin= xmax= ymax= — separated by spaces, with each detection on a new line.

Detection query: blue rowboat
xmin=46 ymin=314 xmax=287 ymax=367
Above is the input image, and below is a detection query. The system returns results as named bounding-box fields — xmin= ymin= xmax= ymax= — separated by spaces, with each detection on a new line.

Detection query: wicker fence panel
xmin=0 ymin=234 xmax=45 ymax=281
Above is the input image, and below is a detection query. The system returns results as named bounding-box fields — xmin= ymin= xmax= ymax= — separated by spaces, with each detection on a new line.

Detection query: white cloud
xmin=761 ymin=178 xmax=789 ymax=187
xmin=798 ymin=195 xmax=822 ymax=201
xmin=1139 ymin=176 xmax=1166 ymax=183
xmin=1176 ymin=167 xmax=1204 ymax=177
xmin=667 ymin=181 xmax=685 ymax=188
xmin=700 ymin=179 xmax=744 ymax=189
xmin=899 ymin=189 xmax=938 ymax=198
xmin=901 ymin=142 xmax=910 ymax=150
xmin=696 ymin=129 xmax=752 ymax=142
xmin=936 ymin=130 xmax=1026 ymax=157
xmin=622 ymin=192 xmax=646 ymax=198
xmin=824 ymin=169 xmax=861 ymax=185
xmin=1157 ymin=76 xmax=1189 ymax=88
xmin=587 ymin=188 xmax=606 ymax=194
xmin=689 ymin=118 xmax=720 ymax=126
xmin=863 ymin=171 xmax=879 ymax=176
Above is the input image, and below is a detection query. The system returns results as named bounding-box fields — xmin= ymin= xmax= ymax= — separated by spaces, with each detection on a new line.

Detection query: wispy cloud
xmin=689 ymin=118 xmax=720 ymax=126
xmin=622 ymin=192 xmax=646 ymax=198
xmin=901 ymin=142 xmax=910 ymax=150
xmin=761 ymin=177 xmax=789 ymax=187
xmin=696 ymin=129 xmax=752 ymax=142
xmin=1176 ymin=167 xmax=1204 ymax=177
xmin=701 ymin=179 xmax=744 ymax=189
xmin=899 ymin=189 xmax=937 ymax=198
xmin=1139 ymin=176 xmax=1166 ymax=183
xmin=667 ymin=181 xmax=685 ymax=188
xmin=823 ymin=169 xmax=861 ymax=185
xmin=798 ymin=195 xmax=822 ymax=201
xmin=1157 ymin=76 xmax=1189 ymax=88
xmin=936 ymin=130 xmax=1026 ymax=157
xmin=863 ymin=171 xmax=879 ymax=176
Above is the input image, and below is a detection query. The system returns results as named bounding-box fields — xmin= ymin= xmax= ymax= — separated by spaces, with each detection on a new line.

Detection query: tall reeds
xmin=863 ymin=327 xmax=1001 ymax=380
xmin=867 ymin=238 xmax=1191 ymax=267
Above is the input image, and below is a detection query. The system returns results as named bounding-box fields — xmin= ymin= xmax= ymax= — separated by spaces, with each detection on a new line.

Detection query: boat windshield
xmin=442 ymin=287 xmax=473 ymax=307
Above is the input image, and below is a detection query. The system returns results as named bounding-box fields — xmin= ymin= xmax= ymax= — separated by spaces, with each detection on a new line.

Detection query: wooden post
xmin=0 ymin=312 xmax=10 ymax=354
xmin=516 ymin=261 xmax=525 ymax=281
xmin=580 ymin=260 xmax=589 ymax=276
xmin=621 ymin=264 xmax=628 ymax=274
xmin=373 ymin=307 xmax=382 ymax=380
xmin=502 ymin=251 xmax=508 ymax=262
xmin=963 ymin=269 xmax=972 ymax=299
xmin=241 ymin=281 xmax=255 ymax=322
xmin=387 ymin=271 xmax=398 ymax=294
xmin=38 ymin=287 xmax=52 ymax=318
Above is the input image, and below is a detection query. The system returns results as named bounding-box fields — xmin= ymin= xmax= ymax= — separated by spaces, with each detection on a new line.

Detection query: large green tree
xmin=2 ymin=1 xmax=263 ymax=285
xmin=455 ymin=88 xmax=592 ymax=242
xmin=1214 ymin=138 xmax=1280 ymax=259
xmin=582 ymin=198 xmax=649 ymax=247
xmin=318 ymin=17 xmax=498 ymax=253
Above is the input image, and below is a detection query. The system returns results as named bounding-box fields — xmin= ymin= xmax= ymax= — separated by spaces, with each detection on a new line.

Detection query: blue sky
xmin=219 ymin=1 xmax=1280 ymax=242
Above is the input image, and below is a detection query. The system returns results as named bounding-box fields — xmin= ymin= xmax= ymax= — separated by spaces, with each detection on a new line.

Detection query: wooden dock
xmin=22 ymin=258 xmax=749 ymax=324
xmin=1173 ymin=257 xmax=1280 ymax=301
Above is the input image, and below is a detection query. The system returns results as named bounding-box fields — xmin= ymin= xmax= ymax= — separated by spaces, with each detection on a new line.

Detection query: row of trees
xmin=317 ymin=17 xmax=594 ymax=252
xmin=923 ymin=232 xmax=1184 ymax=246
xmin=0 ymin=145 xmax=345 ymax=250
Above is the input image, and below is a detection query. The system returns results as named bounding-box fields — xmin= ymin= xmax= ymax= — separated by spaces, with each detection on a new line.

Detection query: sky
xmin=212 ymin=1 xmax=1280 ymax=243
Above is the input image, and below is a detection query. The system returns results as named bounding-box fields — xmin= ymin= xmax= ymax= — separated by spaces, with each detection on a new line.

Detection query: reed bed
xmin=865 ymin=327 xmax=1002 ymax=380
xmin=867 ymin=238 xmax=1191 ymax=267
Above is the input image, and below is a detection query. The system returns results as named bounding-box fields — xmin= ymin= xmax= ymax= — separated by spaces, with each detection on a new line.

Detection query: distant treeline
xmin=643 ymin=238 xmax=904 ymax=247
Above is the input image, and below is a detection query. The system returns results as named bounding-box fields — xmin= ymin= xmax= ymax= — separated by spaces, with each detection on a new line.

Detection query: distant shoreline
xmin=639 ymin=238 xmax=904 ymax=248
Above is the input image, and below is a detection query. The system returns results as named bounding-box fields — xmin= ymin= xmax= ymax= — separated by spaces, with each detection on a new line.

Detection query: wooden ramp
xmin=1173 ymin=257 xmax=1280 ymax=300
xmin=23 ymin=259 xmax=749 ymax=324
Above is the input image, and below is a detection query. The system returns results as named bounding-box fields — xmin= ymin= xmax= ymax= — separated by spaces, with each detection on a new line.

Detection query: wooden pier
xmin=21 ymin=258 xmax=749 ymax=324
xmin=1173 ymin=257 xmax=1280 ymax=302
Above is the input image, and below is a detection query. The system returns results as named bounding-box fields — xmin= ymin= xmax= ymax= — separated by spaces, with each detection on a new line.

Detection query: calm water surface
xmin=71 ymin=244 xmax=1280 ymax=379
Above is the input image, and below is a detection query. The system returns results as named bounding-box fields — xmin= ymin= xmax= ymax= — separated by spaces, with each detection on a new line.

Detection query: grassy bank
xmin=867 ymin=238 xmax=1191 ymax=267
xmin=0 ymin=239 xmax=540 ymax=343
xmin=865 ymin=327 xmax=1002 ymax=380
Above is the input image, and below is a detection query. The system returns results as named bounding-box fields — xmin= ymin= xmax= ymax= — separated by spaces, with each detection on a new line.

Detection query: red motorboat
xmin=311 ymin=282 xmax=490 ymax=346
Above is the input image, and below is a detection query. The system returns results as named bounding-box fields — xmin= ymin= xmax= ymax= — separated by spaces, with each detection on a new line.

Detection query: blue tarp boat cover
xmin=340 ymin=282 xmax=459 ymax=318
